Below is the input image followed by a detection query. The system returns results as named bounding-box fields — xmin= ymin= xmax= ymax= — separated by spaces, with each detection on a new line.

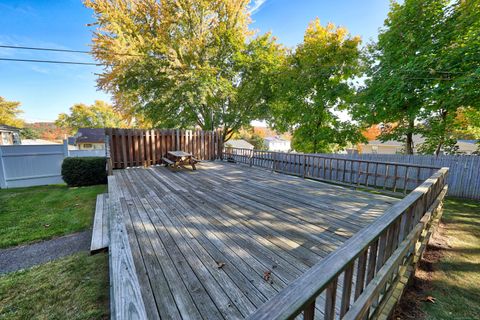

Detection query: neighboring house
xmin=224 ymin=139 xmax=254 ymax=150
xmin=21 ymin=139 xmax=60 ymax=145
xmin=265 ymin=136 xmax=291 ymax=152
xmin=361 ymin=135 xmax=479 ymax=154
xmin=0 ymin=124 xmax=21 ymax=145
xmin=74 ymin=128 xmax=105 ymax=150
xmin=455 ymin=140 xmax=479 ymax=154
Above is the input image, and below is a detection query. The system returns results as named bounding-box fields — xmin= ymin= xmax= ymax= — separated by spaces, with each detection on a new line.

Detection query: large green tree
xmin=356 ymin=0 xmax=479 ymax=155
xmin=0 ymin=96 xmax=24 ymax=128
xmin=418 ymin=0 xmax=480 ymax=155
xmin=56 ymin=100 xmax=127 ymax=133
xmin=85 ymin=0 xmax=285 ymax=141
xmin=270 ymin=19 xmax=363 ymax=153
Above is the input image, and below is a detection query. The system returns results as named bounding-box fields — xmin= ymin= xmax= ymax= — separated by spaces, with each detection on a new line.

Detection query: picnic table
xmin=163 ymin=151 xmax=197 ymax=170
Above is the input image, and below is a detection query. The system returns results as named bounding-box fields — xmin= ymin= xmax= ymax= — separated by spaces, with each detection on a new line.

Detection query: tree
xmin=85 ymin=0 xmax=285 ymax=141
xmin=417 ymin=0 xmax=480 ymax=155
xmin=56 ymin=100 xmax=127 ymax=133
xmin=270 ymin=19 xmax=364 ymax=153
xmin=19 ymin=127 xmax=39 ymax=140
xmin=0 ymin=96 xmax=24 ymax=128
xmin=355 ymin=0 xmax=448 ymax=154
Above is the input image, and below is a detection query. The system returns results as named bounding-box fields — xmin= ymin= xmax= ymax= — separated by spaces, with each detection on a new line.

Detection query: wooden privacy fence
xmin=106 ymin=128 xmax=223 ymax=169
xmin=224 ymin=148 xmax=440 ymax=195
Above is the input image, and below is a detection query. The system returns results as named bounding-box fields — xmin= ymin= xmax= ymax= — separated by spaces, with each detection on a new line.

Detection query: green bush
xmin=61 ymin=157 xmax=107 ymax=187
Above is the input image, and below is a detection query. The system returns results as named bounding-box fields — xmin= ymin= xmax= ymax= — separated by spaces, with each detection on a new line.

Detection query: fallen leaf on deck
xmin=216 ymin=262 xmax=226 ymax=269
xmin=263 ymin=271 xmax=271 ymax=281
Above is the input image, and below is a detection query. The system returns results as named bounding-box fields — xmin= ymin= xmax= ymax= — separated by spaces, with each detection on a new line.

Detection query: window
xmin=83 ymin=143 xmax=93 ymax=149
xmin=371 ymin=145 xmax=378 ymax=154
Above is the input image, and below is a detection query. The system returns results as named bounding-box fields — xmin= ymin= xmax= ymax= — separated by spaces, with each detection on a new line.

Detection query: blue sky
xmin=0 ymin=0 xmax=391 ymax=122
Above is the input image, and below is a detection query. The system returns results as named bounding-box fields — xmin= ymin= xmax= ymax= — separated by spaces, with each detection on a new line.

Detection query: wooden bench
xmin=90 ymin=193 xmax=110 ymax=254
xmin=162 ymin=157 xmax=174 ymax=166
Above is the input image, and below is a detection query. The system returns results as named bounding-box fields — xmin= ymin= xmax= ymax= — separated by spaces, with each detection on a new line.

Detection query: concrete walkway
xmin=0 ymin=230 xmax=91 ymax=275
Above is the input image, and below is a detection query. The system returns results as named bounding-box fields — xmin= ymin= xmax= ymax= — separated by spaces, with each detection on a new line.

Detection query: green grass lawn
xmin=0 ymin=184 xmax=106 ymax=248
xmin=0 ymin=252 xmax=109 ymax=319
xmin=420 ymin=197 xmax=480 ymax=319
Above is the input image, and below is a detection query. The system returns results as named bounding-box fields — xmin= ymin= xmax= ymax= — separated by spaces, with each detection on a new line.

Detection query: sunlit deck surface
xmin=112 ymin=161 xmax=398 ymax=319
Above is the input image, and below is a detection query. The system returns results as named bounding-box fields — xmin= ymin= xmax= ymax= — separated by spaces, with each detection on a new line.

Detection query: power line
xmin=0 ymin=58 xmax=101 ymax=66
xmin=0 ymin=45 xmax=91 ymax=54
xmin=0 ymin=44 xmax=143 ymax=57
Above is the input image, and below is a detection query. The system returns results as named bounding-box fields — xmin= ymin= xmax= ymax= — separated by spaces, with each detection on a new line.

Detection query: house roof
xmin=0 ymin=124 xmax=20 ymax=132
xmin=264 ymin=136 xmax=289 ymax=142
xmin=366 ymin=134 xmax=426 ymax=147
xmin=75 ymin=128 xmax=105 ymax=144
xmin=225 ymin=139 xmax=254 ymax=149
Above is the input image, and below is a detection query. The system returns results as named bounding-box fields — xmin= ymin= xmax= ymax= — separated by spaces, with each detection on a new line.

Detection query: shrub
xmin=62 ymin=157 xmax=107 ymax=187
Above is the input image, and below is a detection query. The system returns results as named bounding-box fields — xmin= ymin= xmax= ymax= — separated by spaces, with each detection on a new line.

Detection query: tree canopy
xmin=355 ymin=0 xmax=480 ymax=155
xmin=85 ymin=0 xmax=285 ymax=141
xmin=0 ymin=96 xmax=24 ymax=128
xmin=55 ymin=100 xmax=127 ymax=133
xmin=83 ymin=0 xmax=480 ymax=153
xmin=270 ymin=19 xmax=364 ymax=153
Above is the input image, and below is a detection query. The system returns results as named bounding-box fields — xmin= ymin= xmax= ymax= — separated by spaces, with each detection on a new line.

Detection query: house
xmin=265 ymin=136 xmax=291 ymax=152
xmin=361 ymin=135 xmax=479 ymax=154
xmin=455 ymin=140 xmax=479 ymax=154
xmin=224 ymin=139 xmax=254 ymax=150
xmin=0 ymin=124 xmax=21 ymax=145
xmin=360 ymin=135 xmax=426 ymax=154
xmin=74 ymin=128 xmax=105 ymax=150
xmin=21 ymin=139 xmax=60 ymax=145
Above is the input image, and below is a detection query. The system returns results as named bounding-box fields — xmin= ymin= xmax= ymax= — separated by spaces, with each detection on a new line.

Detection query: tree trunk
xmin=434 ymin=110 xmax=448 ymax=156
xmin=405 ymin=119 xmax=415 ymax=155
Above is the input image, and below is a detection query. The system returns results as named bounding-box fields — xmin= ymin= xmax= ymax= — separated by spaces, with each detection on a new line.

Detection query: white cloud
xmin=249 ymin=0 xmax=267 ymax=15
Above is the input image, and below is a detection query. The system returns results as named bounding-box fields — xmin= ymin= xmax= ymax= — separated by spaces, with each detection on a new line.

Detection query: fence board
xmin=105 ymin=128 xmax=222 ymax=169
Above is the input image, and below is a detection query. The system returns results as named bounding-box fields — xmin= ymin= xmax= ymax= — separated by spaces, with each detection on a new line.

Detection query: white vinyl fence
xmin=0 ymin=141 xmax=106 ymax=188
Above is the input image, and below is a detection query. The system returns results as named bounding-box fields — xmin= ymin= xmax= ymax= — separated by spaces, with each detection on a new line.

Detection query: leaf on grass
xmin=44 ymin=224 xmax=50 ymax=228
xmin=424 ymin=296 xmax=436 ymax=303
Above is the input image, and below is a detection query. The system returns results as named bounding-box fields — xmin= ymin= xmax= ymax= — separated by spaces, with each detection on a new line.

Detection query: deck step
xmin=90 ymin=193 xmax=110 ymax=254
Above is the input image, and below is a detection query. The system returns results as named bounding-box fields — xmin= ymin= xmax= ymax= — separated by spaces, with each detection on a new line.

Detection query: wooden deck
xmin=109 ymin=161 xmax=399 ymax=319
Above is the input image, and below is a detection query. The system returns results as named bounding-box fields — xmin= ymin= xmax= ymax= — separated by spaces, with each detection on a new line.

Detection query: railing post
xmin=303 ymin=154 xmax=306 ymax=178
xmin=105 ymin=133 xmax=113 ymax=176
xmin=0 ymin=146 xmax=7 ymax=188
xmin=272 ymin=152 xmax=276 ymax=173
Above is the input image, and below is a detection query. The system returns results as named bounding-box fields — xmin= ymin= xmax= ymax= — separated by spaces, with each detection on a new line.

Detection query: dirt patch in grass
xmin=0 ymin=252 xmax=109 ymax=319
xmin=393 ymin=197 xmax=480 ymax=320
xmin=0 ymin=184 xmax=106 ymax=248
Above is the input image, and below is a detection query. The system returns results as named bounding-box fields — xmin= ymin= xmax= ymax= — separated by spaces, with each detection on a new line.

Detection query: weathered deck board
xmin=90 ymin=193 xmax=110 ymax=253
xmin=109 ymin=161 xmax=398 ymax=319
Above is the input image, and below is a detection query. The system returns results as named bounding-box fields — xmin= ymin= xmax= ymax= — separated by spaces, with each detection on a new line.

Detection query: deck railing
xmin=223 ymin=148 xmax=441 ymax=195
xmin=223 ymin=147 xmax=449 ymax=319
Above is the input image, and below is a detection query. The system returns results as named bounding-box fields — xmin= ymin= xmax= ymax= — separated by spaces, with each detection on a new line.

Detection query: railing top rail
xmin=246 ymin=167 xmax=448 ymax=320
xmin=224 ymin=147 xmax=441 ymax=170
